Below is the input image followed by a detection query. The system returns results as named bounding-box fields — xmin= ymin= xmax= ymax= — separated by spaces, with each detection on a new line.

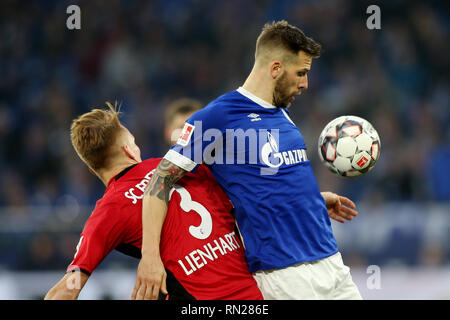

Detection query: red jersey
xmin=67 ymin=158 xmax=262 ymax=300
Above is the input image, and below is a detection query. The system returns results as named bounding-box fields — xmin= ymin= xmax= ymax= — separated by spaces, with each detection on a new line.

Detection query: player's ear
xmin=270 ymin=61 xmax=282 ymax=79
xmin=122 ymin=145 xmax=139 ymax=162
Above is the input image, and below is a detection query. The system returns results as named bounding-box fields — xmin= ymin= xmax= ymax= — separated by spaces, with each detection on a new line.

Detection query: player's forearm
xmin=44 ymin=273 xmax=87 ymax=300
xmin=141 ymin=194 xmax=168 ymax=256
xmin=45 ymin=286 xmax=79 ymax=300
xmin=141 ymin=159 xmax=186 ymax=256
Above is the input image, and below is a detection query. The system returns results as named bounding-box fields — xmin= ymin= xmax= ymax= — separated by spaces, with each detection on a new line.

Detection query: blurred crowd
xmin=0 ymin=0 xmax=448 ymax=271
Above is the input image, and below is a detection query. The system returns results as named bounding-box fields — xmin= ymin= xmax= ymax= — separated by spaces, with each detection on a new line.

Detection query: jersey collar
xmin=237 ymin=87 xmax=276 ymax=109
xmin=107 ymin=163 xmax=139 ymax=187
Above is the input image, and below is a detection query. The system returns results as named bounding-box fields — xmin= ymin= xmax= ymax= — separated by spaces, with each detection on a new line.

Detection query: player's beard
xmin=273 ymin=72 xmax=294 ymax=108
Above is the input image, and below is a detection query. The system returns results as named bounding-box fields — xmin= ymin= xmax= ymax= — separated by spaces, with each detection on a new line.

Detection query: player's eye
xmin=298 ymin=72 xmax=306 ymax=77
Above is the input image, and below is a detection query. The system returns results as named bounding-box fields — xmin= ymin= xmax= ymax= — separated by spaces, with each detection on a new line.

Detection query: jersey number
xmin=169 ymin=185 xmax=212 ymax=240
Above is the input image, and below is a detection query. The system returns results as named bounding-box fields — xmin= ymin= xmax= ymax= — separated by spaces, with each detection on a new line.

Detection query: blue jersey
xmin=164 ymin=87 xmax=338 ymax=272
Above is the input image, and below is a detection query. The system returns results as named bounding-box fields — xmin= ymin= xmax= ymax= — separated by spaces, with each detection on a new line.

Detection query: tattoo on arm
xmin=144 ymin=159 xmax=187 ymax=202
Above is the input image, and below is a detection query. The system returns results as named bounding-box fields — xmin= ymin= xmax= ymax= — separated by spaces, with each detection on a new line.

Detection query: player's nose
xmin=298 ymin=75 xmax=308 ymax=90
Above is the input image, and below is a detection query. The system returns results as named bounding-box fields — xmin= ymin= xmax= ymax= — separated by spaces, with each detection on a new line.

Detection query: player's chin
xmin=286 ymin=98 xmax=294 ymax=108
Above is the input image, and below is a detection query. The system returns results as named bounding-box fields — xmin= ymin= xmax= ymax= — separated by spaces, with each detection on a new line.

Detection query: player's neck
xmin=242 ymin=67 xmax=275 ymax=105
xmin=98 ymin=160 xmax=139 ymax=187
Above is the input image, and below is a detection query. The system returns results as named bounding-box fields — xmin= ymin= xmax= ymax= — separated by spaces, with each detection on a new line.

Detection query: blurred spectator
xmin=163 ymin=97 xmax=203 ymax=145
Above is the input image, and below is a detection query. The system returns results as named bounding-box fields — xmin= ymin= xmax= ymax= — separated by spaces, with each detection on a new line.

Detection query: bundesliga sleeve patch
xmin=177 ymin=123 xmax=195 ymax=147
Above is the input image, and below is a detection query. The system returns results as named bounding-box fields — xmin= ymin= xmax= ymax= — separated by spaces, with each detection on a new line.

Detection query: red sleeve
xmin=67 ymin=200 xmax=126 ymax=275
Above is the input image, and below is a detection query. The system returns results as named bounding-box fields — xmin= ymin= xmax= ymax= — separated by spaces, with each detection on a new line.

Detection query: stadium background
xmin=0 ymin=0 xmax=449 ymax=299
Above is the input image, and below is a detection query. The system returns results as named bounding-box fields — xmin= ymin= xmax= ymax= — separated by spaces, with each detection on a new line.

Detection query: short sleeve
xmin=66 ymin=202 xmax=126 ymax=275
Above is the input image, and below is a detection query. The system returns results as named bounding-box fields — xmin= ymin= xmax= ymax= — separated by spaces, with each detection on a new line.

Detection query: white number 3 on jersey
xmin=169 ymin=185 xmax=213 ymax=240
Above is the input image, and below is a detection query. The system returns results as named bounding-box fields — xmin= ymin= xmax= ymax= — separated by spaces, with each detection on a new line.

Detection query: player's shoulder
xmin=91 ymin=188 xmax=121 ymax=215
xmin=119 ymin=158 xmax=161 ymax=182
xmin=139 ymin=158 xmax=162 ymax=170
xmin=187 ymin=90 xmax=251 ymax=130
xmin=83 ymin=196 xmax=119 ymax=233
xmin=190 ymin=90 xmax=243 ymax=117
xmin=207 ymin=89 xmax=251 ymax=109
xmin=211 ymin=89 xmax=241 ymax=103
xmin=99 ymin=159 xmax=161 ymax=209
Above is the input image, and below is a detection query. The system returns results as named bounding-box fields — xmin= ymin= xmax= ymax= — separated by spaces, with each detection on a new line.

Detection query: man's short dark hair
xmin=255 ymin=20 xmax=322 ymax=62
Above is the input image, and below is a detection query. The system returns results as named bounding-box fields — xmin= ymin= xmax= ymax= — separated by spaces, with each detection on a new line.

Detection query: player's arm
xmin=321 ymin=191 xmax=358 ymax=223
xmin=46 ymin=201 xmax=124 ymax=300
xmin=132 ymin=159 xmax=187 ymax=300
xmin=44 ymin=271 xmax=89 ymax=300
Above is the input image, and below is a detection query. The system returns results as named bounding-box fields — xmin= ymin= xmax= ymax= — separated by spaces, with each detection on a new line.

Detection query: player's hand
xmin=321 ymin=191 xmax=358 ymax=223
xmin=132 ymin=254 xmax=167 ymax=300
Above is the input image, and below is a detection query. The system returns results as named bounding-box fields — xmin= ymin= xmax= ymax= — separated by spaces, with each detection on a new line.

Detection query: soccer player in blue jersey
xmin=134 ymin=20 xmax=362 ymax=300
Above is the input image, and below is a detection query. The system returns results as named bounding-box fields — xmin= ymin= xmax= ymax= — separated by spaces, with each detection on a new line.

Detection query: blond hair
xmin=70 ymin=102 xmax=123 ymax=171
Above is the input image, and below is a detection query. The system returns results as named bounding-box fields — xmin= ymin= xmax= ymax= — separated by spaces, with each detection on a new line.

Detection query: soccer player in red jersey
xmin=44 ymin=102 xmax=263 ymax=300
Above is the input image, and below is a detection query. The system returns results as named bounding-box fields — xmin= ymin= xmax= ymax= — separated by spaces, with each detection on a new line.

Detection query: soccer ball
xmin=318 ymin=116 xmax=381 ymax=177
